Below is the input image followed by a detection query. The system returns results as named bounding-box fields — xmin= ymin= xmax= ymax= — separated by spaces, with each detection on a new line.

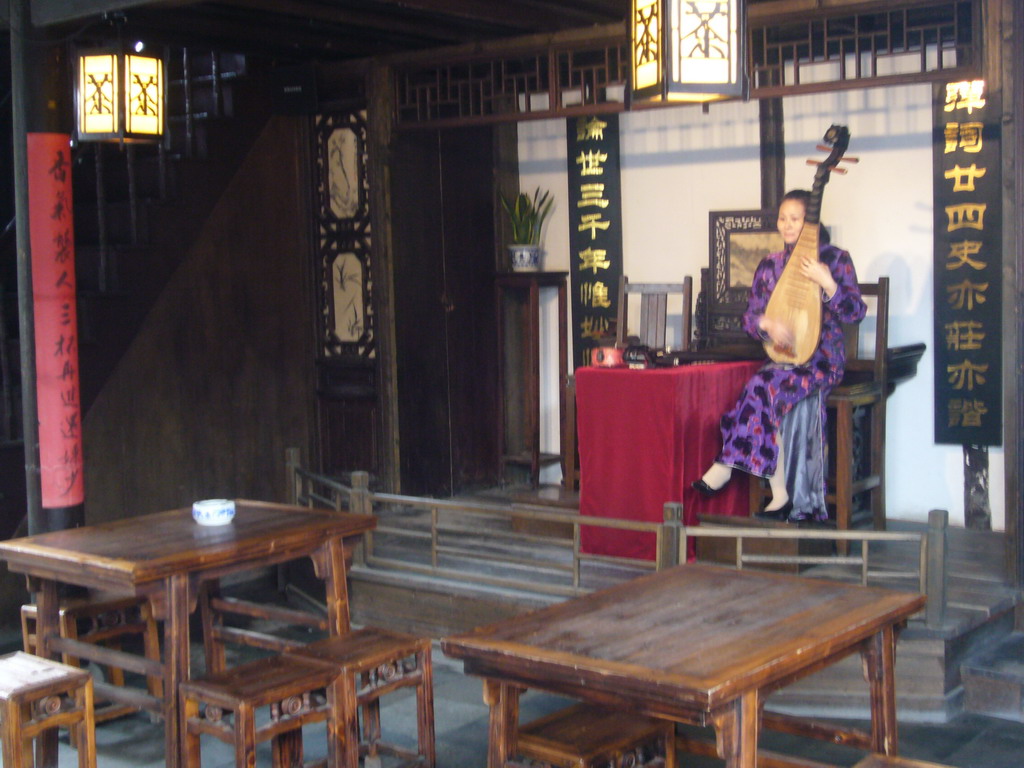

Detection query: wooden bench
xmin=283 ymin=627 xmax=436 ymax=768
xmin=516 ymin=703 xmax=676 ymax=768
xmin=0 ymin=651 xmax=97 ymax=768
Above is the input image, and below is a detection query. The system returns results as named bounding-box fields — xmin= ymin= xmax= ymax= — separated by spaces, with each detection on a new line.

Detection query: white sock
xmin=701 ymin=462 xmax=733 ymax=491
xmin=765 ymin=436 xmax=789 ymax=511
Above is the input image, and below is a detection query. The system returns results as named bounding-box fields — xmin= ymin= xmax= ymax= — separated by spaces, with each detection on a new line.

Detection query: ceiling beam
xmin=33 ymin=0 xmax=176 ymax=27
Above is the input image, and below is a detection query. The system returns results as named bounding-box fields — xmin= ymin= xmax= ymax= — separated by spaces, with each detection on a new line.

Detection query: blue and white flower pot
xmin=508 ymin=244 xmax=543 ymax=272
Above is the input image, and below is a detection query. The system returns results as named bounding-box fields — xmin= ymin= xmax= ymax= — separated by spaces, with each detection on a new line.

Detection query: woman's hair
xmin=779 ymin=189 xmax=830 ymax=244
xmin=782 ymin=189 xmax=811 ymax=207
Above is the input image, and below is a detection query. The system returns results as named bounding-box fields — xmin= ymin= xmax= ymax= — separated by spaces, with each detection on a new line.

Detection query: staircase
xmin=962 ymin=631 xmax=1024 ymax=722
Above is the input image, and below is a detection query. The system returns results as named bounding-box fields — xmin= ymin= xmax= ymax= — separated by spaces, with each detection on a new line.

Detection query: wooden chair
xmin=827 ymin=278 xmax=889 ymax=544
xmin=616 ymin=275 xmax=693 ymax=350
xmin=516 ymin=703 xmax=675 ymax=768
xmin=0 ymin=651 xmax=97 ymax=768
xmin=21 ymin=597 xmax=163 ymax=730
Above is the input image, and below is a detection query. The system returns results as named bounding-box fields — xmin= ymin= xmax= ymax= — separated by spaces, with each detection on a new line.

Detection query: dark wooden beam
xmin=33 ymin=0 xmax=172 ymax=27
xmin=759 ymin=98 xmax=785 ymax=212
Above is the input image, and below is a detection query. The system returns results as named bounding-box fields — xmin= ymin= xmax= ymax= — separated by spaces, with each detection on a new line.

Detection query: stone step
xmin=961 ymin=631 xmax=1024 ymax=722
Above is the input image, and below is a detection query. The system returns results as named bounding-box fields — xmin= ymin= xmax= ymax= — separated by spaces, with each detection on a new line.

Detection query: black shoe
xmin=691 ymin=479 xmax=723 ymax=497
xmin=755 ymin=499 xmax=793 ymax=521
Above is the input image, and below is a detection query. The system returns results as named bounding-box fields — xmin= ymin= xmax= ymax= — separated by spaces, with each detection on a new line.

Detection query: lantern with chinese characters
xmin=76 ymin=45 xmax=164 ymax=143
xmin=631 ymin=0 xmax=746 ymax=104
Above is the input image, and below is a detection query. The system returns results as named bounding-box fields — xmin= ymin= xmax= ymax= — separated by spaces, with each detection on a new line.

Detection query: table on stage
xmin=0 ymin=499 xmax=376 ymax=768
xmin=442 ymin=562 xmax=926 ymax=768
xmin=575 ymin=361 xmax=761 ymax=559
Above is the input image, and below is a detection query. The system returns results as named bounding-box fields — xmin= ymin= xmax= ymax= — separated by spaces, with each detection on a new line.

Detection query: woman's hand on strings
xmin=759 ymin=315 xmax=795 ymax=351
xmin=799 ymin=257 xmax=838 ymax=300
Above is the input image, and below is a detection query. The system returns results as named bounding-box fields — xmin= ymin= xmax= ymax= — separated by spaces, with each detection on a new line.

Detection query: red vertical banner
xmin=28 ymin=132 xmax=84 ymax=507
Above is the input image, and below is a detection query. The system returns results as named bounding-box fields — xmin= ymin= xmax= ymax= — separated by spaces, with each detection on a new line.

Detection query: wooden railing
xmin=286 ymin=450 xmax=948 ymax=627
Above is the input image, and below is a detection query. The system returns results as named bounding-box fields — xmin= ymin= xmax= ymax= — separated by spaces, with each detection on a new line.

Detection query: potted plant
xmin=500 ymin=187 xmax=554 ymax=271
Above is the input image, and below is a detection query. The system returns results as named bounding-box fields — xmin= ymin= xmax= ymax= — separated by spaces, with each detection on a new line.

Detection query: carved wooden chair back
xmin=616 ymin=275 xmax=693 ymax=350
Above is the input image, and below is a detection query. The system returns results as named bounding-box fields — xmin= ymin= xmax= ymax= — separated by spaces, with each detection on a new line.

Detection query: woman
xmin=692 ymin=190 xmax=867 ymax=521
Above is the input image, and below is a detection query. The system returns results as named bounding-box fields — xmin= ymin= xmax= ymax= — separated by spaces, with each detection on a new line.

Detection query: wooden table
xmin=575 ymin=362 xmax=760 ymax=559
xmin=442 ymin=563 xmax=926 ymax=768
xmin=0 ymin=499 xmax=376 ymax=768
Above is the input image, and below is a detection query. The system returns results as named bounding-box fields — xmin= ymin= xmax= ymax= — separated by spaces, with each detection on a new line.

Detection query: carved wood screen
xmin=312 ymin=110 xmax=381 ymax=480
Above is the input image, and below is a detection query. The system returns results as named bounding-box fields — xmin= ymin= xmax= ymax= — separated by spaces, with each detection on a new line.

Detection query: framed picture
xmin=705 ymin=209 xmax=782 ymax=345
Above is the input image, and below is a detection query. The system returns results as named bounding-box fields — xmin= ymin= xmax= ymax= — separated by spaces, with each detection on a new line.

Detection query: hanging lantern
xmin=631 ymin=0 xmax=746 ymax=104
xmin=76 ymin=45 xmax=164 ymax=142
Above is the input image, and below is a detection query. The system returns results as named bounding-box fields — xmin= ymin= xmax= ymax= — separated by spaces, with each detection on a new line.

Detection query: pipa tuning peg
xmin=806 ymin=159 xmax=850 ymax=173
xmin=840 ymin=156 xmax=860 ymax=164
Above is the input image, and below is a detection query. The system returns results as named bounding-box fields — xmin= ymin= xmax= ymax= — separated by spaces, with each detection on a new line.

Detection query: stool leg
xmin=1 ymin=698 xmax=28 ymax=768
xmin=76 ymin=679 xmax=98 ymax=768
xmin=327 ymin=671 xmax=361 ymax=768
xmin=233 ymin=703 xmax=257 ymax=768
xmin=181 ymin=695 xmax=202 ymax=768
xmin=272 ymin=730 xmax=304 ymax=768
xmin=360 ymin=670 xmax=382 ymax=751
xmin=663 ymin=725 xmax=677 ymax=768
xmin=416 ymin=646 xmax=436 ymax=768
xmin=835 ymin=401 xmax=854 ymax=556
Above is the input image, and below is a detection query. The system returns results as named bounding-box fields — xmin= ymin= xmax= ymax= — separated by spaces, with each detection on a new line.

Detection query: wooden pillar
xmin=366 ymin=61 xmax=400 ymax=492
xmin=758 ymin=97 xmax=785 ymax=211
xmin=999 ymin=0 xmax=1023 ymax=590
xmin=10 ymin=0 xmax=82 ymax=536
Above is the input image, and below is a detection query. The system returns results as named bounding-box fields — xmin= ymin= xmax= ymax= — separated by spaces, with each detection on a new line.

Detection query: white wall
xmin=520 ymin=84 xmax=1005 ymax=529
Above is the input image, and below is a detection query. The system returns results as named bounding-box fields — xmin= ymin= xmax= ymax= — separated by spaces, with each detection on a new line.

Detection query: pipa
xmin=763 ymin=125 xmax=855 ymax=365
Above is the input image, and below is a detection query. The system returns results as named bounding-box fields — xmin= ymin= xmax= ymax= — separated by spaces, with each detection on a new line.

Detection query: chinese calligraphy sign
xmin=932 ymin=80 xmax=1002 ymax=445
xmin=28 ymin=133 xmax=85 ymax=506
xmin=566 ymin=115 xmax=624 ymax=369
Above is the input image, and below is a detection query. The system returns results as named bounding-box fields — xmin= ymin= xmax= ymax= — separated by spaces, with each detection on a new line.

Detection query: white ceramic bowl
xmin=192 ymin=499 xmax=236 ymax=526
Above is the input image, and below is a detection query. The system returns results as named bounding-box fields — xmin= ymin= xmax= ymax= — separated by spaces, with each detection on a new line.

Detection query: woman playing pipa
xmin=692 ymin=126 xmax=866 ymax=522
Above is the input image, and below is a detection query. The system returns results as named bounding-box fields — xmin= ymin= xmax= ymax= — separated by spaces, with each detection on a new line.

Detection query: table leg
xmin=321 ymin=536 xmax=351 ymax=637
xmin=862 ymin=625 xmax=899 ymax=755
xmin=32 ymin=579 xmax=60 ymax=768
xmin=710 ymin=690 xmax=760 ymax=768
xmin=482 ymin=679 xmax=522 ymax=768
xmin=164 ymin=573 xmax=190 ymax=768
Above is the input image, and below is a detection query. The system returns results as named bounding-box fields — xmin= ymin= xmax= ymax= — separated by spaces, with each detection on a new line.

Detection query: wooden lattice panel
xmin=749 ymin=0 xmax=978 ymax=96
xmin=395 ymin=41 xmax=628 ymax=127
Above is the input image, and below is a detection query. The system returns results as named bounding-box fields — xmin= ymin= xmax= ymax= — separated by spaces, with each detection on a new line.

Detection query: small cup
xmin=192 ymin=499 xmax=236 ymax=526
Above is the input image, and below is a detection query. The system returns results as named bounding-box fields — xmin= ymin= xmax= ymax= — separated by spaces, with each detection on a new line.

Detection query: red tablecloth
xmin=576 ymin=360 xmax=762 ymax=560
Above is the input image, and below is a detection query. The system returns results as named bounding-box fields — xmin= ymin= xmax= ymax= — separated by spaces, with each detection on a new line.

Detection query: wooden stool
xmin=180 ymin=653 xmax=338 ymax=768
xmin=22 ymin=596 xmax=164 ymax=726
xmin=0 ymin=651 xmax=97 ymax=768
xmin=284 ymin=627 xmax=436 ymax=768
xmin=516 ymin=703 xmax=676 ymax=768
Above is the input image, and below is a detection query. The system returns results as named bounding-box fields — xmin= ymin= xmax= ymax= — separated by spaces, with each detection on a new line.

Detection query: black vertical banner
xmin=566 ymin=114 xmax=624 ymax=370
xmin=933 ymin=80 xmax=1002 ymax=445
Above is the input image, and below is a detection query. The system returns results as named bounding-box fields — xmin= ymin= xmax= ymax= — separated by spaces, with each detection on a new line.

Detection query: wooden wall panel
xmin=82 ymin=117 xmax=316 ymax=521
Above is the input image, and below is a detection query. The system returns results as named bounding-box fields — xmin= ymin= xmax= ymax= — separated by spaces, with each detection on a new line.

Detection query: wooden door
xmin=391 ymin=126 xmax=500 ymax=496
